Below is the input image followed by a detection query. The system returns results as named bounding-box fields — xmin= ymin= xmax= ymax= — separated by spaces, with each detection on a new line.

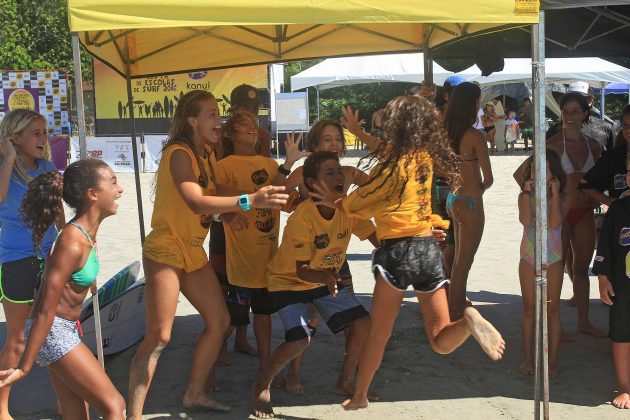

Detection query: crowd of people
xmin=0 ymin=75 xmax=628 ymax=418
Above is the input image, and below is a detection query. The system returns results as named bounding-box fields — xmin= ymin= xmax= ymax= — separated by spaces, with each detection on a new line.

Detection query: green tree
xmin=0 ymin=0 xmax=93 ymax=83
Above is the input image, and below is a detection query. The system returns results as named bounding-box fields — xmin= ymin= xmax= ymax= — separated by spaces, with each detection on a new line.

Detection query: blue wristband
xmin=238 ymin=194 xmax=251 ymax=211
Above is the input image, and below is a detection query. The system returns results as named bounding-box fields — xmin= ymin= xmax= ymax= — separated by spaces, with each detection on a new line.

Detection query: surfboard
xmin=79 ymin=261 xmax=147 ymax=356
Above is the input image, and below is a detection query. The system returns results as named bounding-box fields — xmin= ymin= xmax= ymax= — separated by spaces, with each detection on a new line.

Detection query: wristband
xmin=238 ymin=194 xmax=251 ymax=211
xmin=212 ymin=214 xmax=222 ymax=222
xmin=520 ymin=190 xmax=531 ymax=196
xmin=278 ymin=164 xmax=291 ymax=176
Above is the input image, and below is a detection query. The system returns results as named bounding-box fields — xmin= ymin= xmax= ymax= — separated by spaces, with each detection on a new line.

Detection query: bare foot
xmin=335 ymin=381 xmax=379 ymax=402
xmin=518 ymin=359 xmax=534 ymax=375
xmin=182 ymin=393 xmax=230 ymax=412
xmin=560 ymin=331 xmax=575 ymax=342
xmin=285 ymin=370 xmax=304 ymax=395
xmin=205 ymin=370 xmax=220 ymax=392
xmin=235 ymin=340 xmax=259 ymax=357
xmin=612 ymin=392 xmax=630 ymax=409
xmin=342 ymin=397 xmax=368 ymax=410
xmin=252 ymin=381 xmax=274 ymax=418
xmin=464 ymin=307 xmax=505 ymax=361
xmin=566 ymin=296 xmax=576 ymax=307
xmin=578 ymin=323 xmax=606 ymax=338
xmin=215 ymin=345 xmax=231 ymax=367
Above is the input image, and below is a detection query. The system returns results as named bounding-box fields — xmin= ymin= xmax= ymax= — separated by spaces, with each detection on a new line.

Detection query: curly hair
xmin=306 ymin=119 xmax=346 ymax=156
xmin=221 ymin=109 xmax=257 ymax=158
xmin=302 ymin=151 xmax=339 ymax=193
xmin=21 ymin=158 xmax=109 ymax=251
xmin=444 ymin=82 xmax=481 ymax=154
xmin=521 ymin=149 xmax=567 ymax=193
xmin=357 ymin=95 xmax=461 ymax=216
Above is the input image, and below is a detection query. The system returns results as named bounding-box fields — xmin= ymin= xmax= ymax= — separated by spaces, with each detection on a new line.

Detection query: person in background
xmin=505 ymin=111 xmax=521 ymax=153
xmin=228 ymin=84 xmax=271 ymax=158
xmin=518 ymin=97 xmax=534 ymax=151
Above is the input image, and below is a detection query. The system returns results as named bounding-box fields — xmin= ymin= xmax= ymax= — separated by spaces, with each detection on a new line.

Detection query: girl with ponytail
xmin=0 ymin=109 xmax=61 ymax=418
xmin=0 ymin=158 xmax=126 ymax=418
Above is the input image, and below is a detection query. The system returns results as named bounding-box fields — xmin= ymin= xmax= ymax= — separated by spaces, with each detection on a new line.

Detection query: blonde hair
xmin=0 ymin=109 xmax=49 ymax=184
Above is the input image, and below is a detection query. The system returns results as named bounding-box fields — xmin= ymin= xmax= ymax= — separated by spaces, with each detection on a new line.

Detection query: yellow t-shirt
xmin=215 ymin=155 xmax=280 ymax=288
xmin=267 ymin=199 xmax=375 ymax=292
xmin=143 ymin=143 xmax=216 ymax=271
xmin=342 ymin=151 xmax=446 ymax=240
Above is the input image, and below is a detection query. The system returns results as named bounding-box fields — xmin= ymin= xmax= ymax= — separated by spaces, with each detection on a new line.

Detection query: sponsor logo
xmin=314 ymin=233 xmax=330 ymax=249
xmin=251 ymin=169 xmax=269 ymax=186
xmin=614 ymin=173 xmax=627 ymax=190
xmin=620 ymin=227 xmax=630 ymax=246
xmin=188 ymin=71 xmax=208 ymax=80
xmin=200 ymin=214 xmax=211 ymax=229
xmin=320 ymin=247 xmax=343 ymax=268
xmin=337 ymin=229 xmax=349 ymax=240
xmin=137 ymin=288 xmax=145 ymax=304
xmin=594 ymin=256 xmax=604 ymax=262
xmin=255 ymin=208 xmax=275 ymax=233
xmin=87 ymin=150 xmax=103 ymax=158
xmin=108 ymin=302 xmax=122 ymax=322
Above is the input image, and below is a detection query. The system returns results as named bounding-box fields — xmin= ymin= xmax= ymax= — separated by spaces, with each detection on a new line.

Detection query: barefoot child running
xmin=517 ymin=150 xmax=569 ymax=377
xmin=312 ymin=95 xmax=505 ymax=411
xmin=252 ymin=152 xmax=375 ymax=418
xmin=595 ymin=164 xmax=630 ymax=409
xmin=214 ymin=110 xmax=306 ymax=375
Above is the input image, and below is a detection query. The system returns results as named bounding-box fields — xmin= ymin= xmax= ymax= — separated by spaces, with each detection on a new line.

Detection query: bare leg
xmin=252 ymin=338 xmax=310 ymax=418
xmin=0 ymin=301 xmax=31 ymax=420
xmin=565 ymin=245 xmax=576 ymax=306
xmin=546 ymin=262 xmax=564 ymax=377
xmin=49 ymin=370 xmax=88 ymax=420
xmin=518 ymin=259 xmax=536 ymax=375
xmin=442 ymin=243 xmax=455 ymax=279
xmin=449 ymin=198 xmax=485 ymax=319
xmin=235 ymin=325 xmax=258 ymax=356
xmin=253 ymin=314 xmax=272 ymax=373
xmin=343 ymin=275 xmax=403 ymax=410
xmin=335 ymin=316 xmax=369 ymax=396
xmin=612 ymin=343 xmax=630 ymax=409
xmin=570 ymin=214 xmax=605 ymax=337
xmin=50 ymin=343 xmax=125 ymax=419
xmin=179 ymin=264 xmax=231 ymax=410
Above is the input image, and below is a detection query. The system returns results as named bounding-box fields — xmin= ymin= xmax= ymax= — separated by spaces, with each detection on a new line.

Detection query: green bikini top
xmin=67 ymin=221 xmax=100 ymax=287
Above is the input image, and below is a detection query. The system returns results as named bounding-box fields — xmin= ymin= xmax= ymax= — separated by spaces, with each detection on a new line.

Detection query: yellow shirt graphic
xmin=342 ymin=151 xmax=447 ymax=240
xmin=267 ymin=199 xmax=375 ymax=292
xmin=215 ymin=155 xmax=280 ymax=288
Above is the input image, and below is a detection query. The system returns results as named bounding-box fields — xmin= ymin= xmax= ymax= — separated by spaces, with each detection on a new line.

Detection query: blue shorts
xmin=272 ymin=286 xmax=368 ymax=342
xmin=24 ymin=316 xmax=81 ymax=366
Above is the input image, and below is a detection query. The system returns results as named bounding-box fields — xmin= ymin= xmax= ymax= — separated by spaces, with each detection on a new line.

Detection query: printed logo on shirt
xmin=200 ymin=214 xmax=211 ymax=229
xmin=619 ymin=227 xmax=630 ymax=246
xmin=594 ymin=255 xmax=604 ymax=262
xmin=251 ymin=169 xmax=269 ymax=186
xmin=337 ymin=229 xmax=349 ymax=240
xmin=255 ymin=208 xmax=275 ymax=233
xmin=320 ymin=247 xmax=343 ymax=268
xmin=614 ymin=173 xmax=628 ymax=190
xmin=294 ymin=242 xmax=305 ymax=249
xmin=314 ymin=233 xmax=330 ymax=249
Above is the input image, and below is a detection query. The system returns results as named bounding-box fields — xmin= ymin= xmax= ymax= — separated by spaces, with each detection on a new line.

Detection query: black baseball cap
xmin=230 ymin=84 xmax=260 ymax=108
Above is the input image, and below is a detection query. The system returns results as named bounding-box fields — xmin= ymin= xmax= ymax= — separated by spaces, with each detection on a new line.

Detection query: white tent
xmin=290 ymin=53 xmax=453 ymax=91
xmin=460 ymin=57 xmax=630 ymax=87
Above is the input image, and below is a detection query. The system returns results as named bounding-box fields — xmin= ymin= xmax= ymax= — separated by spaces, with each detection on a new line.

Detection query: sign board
xmin=275 ymin=92 xmax=309 ymax=132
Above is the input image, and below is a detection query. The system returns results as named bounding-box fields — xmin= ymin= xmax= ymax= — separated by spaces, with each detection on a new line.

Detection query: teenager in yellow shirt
xmin=314 ymin=96 xmax=506 ymax=411
xmin=127 ymin=91 xmax=288 ymax=417
xmin=252 ymin=152 xmax=376 ymax=418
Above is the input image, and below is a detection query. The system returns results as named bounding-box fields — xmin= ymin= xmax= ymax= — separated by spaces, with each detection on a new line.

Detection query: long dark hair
xmin=221 ymin=109 xmax=257 ymax=158
xmin=358 ymin=95 xmax=461 ymax=217
xmin=306 ymin=119 xmax=346 ymax=156
xmin=560 ymin=92 xmax=590 ymax=125
xmin=21 ymin=158 xmax=109 ymax=251
xmin=614 ymin=104 xmax=630 ymax=148
xmin=444 ymin=82 xmax=481 ymax=154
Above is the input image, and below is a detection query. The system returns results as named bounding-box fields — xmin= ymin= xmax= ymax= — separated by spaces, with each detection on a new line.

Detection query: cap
xmin=443 ymin=75 xmax=466 ymax=88
xmin=568 ymin=81 xmax=592 ymax=96
xmin=230 ymin=84 xmax=260 ymax=108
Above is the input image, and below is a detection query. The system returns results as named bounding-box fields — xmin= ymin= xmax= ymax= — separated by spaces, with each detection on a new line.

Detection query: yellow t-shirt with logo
xmin=267 ymin=199 xmax=375 ymax=292
xmin=143 ymin=143 xmax=216 ymax=272
xmin=215 ymin=155 xmax=280 ymax=288
xmin=342 ymin=151 xmax=448 ymax=241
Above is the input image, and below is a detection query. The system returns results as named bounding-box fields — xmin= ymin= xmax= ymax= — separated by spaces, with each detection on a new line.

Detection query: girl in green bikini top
xmin=0 ymin=159 xmax=126 ymax=418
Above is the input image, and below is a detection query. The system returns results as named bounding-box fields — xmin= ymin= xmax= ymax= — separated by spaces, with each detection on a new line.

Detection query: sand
xmin=3 ymin=150 xmax=626 ymax=419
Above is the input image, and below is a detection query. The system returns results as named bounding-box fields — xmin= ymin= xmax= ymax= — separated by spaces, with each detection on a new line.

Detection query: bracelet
xmin=520 ymin=190 xmax=532 ymax=196
xmin=278 ymin=164 xmax=291 ymax=176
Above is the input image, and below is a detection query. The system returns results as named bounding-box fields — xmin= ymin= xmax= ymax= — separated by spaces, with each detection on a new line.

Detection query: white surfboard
xmin=79 ymin=262 xmax=147 ymax=355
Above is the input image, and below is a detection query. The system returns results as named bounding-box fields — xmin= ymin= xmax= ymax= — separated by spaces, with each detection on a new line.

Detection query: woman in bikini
xmin=444 ymin=82 xmax=493 ymax=320
xmin=482 ymin=103 xmax=498 ymax=153
xmin=545 ymin=92 xmax=604 ymax=338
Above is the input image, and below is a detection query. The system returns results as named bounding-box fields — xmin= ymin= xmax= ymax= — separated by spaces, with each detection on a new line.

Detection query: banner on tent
xmin=70 ymin=136 xmax=167 ymax=173
xmin=93 ymin=60 xmax=269 ymax=135
xmin=0 ymin=70 xmax=69 ymax=136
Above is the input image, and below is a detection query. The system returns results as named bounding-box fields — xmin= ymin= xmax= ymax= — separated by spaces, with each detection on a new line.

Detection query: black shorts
xmin=227 ymin=285 xmax=274 ymax=326
xmin=339 ymin=258 xmax=351 ymax=281
xmin=0 ymin=256 xmax=44 ymax=303
xmin=372 ymin=236 xmax=449 ymax=293
xmin=431 ymin=178 xmax=454 ymax=245
xmin=609 ymin=288 xmax=630 ymax=342
xmin=209 ymin=221 xmax=227 ymax=277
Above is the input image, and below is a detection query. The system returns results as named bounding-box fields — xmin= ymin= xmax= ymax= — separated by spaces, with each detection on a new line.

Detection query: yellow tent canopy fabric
xmin=67 ymin=0 xmax=539 ymax=78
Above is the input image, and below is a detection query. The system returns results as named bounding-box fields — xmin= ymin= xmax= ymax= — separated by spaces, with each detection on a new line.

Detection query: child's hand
xmin=549 ymin=177 xmax=560 ymax=196
xmin=325 ymin=271 xmax=341 ymax=298
xmin=250 ymin=186 xmax=289 ymax=209
xmin=431 ymin=229 xmax=446 ymax=242
xmin=598 ymin=276 xmax=614 ymax=305
xmin=340 ymin=105 xmax=365 ymax=137
xmin=0 ymin=368 xmax=26 ymax=388
xmin=284 ymin=132 xmax=310 ymax=167
xmin=0 ymin=137 xmax=16 ymax=162
xmin=310 ymin=180 xmax=345 ymax=209
xmin=220 ymin=212 xmax=248 ymax=231
xmin=523 ymin=179 xmax=534 ymax=192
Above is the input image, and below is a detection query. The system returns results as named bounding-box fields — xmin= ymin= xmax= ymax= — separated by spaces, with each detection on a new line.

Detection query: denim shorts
xmin=24 ymin=316 xmax=81 ymax=366
xmin=272 ymin=286 xmax=368 ymax=342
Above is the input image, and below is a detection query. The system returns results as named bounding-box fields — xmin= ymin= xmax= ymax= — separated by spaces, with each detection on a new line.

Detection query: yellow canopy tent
xmin=68 ymin=0 xmax=539 ymax=78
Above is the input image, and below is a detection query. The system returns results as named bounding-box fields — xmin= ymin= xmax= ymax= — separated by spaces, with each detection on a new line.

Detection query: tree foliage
xmin=0 ymin=0 xmax=93 ymax=82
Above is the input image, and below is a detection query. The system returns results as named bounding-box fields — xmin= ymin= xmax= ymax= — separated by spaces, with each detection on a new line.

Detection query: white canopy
xmin=461 ymin=57 xmax=630 ymax=87
xmin=290 ymin=53 xmax=453 ymax=91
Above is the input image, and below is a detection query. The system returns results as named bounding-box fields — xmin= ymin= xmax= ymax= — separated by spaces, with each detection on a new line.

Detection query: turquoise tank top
xmin=67 ymin=221 xmax=99 ymax=287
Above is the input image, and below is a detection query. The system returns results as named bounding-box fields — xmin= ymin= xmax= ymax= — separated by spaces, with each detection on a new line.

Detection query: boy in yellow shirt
xmin=252 ymin=152 xmax=375 ymax=418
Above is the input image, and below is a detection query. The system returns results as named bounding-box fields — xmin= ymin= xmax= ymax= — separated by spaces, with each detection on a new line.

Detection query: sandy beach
xmin=3 ymin=150 xmax=625 ymax=419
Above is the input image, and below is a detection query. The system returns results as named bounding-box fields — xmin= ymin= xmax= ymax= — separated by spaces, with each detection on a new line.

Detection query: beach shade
xmin=67 ymin=1 xmax=539 ymax=78
xmin=290 ymin=53 xmax=454 ymax=91
xmin=593 ymin=82 xmax=630 ymax=94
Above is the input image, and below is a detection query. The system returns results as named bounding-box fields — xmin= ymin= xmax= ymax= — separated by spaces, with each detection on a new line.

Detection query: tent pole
xmin=423 ymin=48 xmax=433 ymax=87
xmin=316 ymin=87 xmax=320 ymax=120
xmin=600 ymin=86 xmax=605 ymax=119
xmin=532 ymin=11 xmax=549 ymax=420
xmin=71 ymin=33 xmax=87 ymax=159
xmin=124 ymin=40 xmax=147 ymax=245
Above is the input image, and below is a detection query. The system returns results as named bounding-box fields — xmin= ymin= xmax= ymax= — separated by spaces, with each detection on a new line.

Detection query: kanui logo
xmin=620 ymin=227 xmax=630 ymax=246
